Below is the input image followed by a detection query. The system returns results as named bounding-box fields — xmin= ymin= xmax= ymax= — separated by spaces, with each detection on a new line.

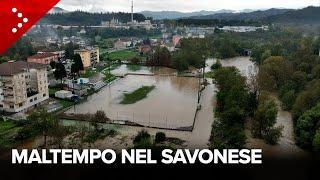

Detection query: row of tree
xmin=210 ymin=67 xmax=250 ymax=148
xmin=146 ymin=38 xmax=211 ymax=71
xmin=253 ymin=30 xmax=320 ymax=151
xmin=210 ymin=63 xmax=283 ymax=148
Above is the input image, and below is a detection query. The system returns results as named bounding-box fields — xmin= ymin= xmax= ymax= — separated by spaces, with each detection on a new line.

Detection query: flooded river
xmin=216 ymin=57 xmax=304 ymax=156
xmin=64 ymin=57 xmax=303 ymax=154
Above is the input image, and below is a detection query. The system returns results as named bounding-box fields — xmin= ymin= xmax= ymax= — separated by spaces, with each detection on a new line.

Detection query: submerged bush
xmin=155 ymin=132 xmax=166 ymax=143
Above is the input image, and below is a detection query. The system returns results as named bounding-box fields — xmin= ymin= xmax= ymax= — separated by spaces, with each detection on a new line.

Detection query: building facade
xmin=27 ymin=52 xmax=59 ymax=65
xmin=0 ymin=61 xmax=49 ymax=113
xmin=74 ymin=46 xmax=100 ymax=68
xmin=38 ymin=50 xmax=66 ymax=60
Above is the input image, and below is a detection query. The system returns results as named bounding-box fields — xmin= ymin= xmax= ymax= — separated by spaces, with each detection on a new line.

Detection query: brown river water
xmin=213 ymin=57 xmax=305 ymax=157
xmin=17 ymin=57 xmax=305 ymax=156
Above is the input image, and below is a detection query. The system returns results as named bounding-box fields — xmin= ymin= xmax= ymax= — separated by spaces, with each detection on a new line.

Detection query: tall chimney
xmin=131 ymin=0 xmax=134 ymax=23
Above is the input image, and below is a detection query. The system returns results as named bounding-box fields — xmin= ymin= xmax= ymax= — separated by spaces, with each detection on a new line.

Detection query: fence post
xmin=149 ymin=112 xmax=151 ymax=127
xmin=166 ymin=116 xmax=168 ymax=129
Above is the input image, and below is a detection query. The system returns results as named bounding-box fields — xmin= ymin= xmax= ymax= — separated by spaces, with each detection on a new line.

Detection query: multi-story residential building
xmin=38 ymin=49 xmax=66 ymax=60
xmin=0 ymin=61 xmax=49 ymax=113
xmin=27 ymin=52 xmax=59 ymax=65
xmin=74 ymin=46 xmax=100 ymax=68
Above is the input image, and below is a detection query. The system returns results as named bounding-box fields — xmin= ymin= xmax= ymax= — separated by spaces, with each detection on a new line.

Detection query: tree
xmin=211 ymin=60 xmax=222 ymax=71
xmin=54 ymin=62 xmax=67 ymax=89
xmin=49 ymin=119 xmax=69 ymax=148
xmin=27 ymin=111 xmax=58 ymax=148
xmin=211 ymin=67 xmax=249 ymax=149
xmin=280 ymin=90 xmax=296 ymax=110
xmin=172 ymin=53 xmax=189 ymax=71
xmin=149 ymin=46 xmax=172 ymax=67
xmin=50 ymin=61 xmax=56 ymax=69
xmin=92 ymin=110 xmax=108 ymax=123
xmin=64 ymin=43 xmax=78 ymax=60
xmin=258 ymin=56 xmax=293 ymax=91
xmin=313 ymin=130 xmax=320 ymax=152
xmin=292 ymin=80 xmax=320 ymax=122
xmin=130 ymin=57 xmax=140 ymax=65
xmin=261 ymin=50 xmax=271 ymax=63
xmin=312 ymin=64 xmax=320 ymax=79
xmin=252 ymin=92 xmax=283 ymax=144
xmin=71 ymin=54 xmax=84 ymax=76
xmin=155 ymin=132 xmax=166 ymax=144
xmin=295 ymin=103 xmax=320 ymax=148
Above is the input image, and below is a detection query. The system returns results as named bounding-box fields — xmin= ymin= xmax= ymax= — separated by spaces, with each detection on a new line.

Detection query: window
xmin=0 ymin=104 xmax=3 ymax=108
xmin=10 ymin=105 xmax=14 ymax=109
xmin=30 ymin=99 xmax=33 ymax=102
xmin=43 ymin=94 xmax=46 ymax=97
xmin=34 ymin=97 xmax=37 ymax=101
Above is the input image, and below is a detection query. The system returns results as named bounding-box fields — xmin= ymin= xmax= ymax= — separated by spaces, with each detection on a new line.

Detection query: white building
xmin=0 ymin=61 xmax=49 ymax=113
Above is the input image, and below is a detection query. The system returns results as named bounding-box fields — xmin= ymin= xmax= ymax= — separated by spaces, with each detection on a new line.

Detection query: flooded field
xmin=111 ymin=64 xmax=153 ymax=76
xmin=64 ymin=57 xmax=304 ymax=154
xmin=66 ymin=66 xmax=199 ymax=129
xmin=206 ymin=57 xmax=257 ymax=76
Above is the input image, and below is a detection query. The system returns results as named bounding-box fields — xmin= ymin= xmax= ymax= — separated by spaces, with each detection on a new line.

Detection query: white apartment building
xmin=0 ymin=61 xmax=49 ymax=113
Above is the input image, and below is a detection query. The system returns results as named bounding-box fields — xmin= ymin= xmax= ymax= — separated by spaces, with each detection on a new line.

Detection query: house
xmin=0 ymin=61 xmax=49 ymax=113
xmin=74 ymin=46 xmax=100 ymax=68
xmin=66 ymin=80 xmax=89 ymax=97
xmin=139 ymin=45 xmax=152 ymax=55
xmin=114 ymin=39 xmax=129 ymax=50
xmin=172 ymin=35 xmax=182 ymax=47
xmin=27 ymin=52 xmax=59 ymax=65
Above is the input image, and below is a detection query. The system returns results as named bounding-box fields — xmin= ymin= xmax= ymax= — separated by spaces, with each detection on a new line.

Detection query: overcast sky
xmin=57 ymin=0 xmax=320 ymax=12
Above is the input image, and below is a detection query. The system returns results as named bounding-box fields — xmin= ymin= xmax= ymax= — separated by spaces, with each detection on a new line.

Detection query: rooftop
xmin=28 ymin=52 xmax=57 ymax=59
xmin=0 ymin=61 xmax=46 ymax=76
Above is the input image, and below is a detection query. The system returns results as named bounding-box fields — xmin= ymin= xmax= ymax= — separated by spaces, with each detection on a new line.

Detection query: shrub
xmin=105 ymin=129 xmax=117 ymax=137
xmin=280 ymin=90 xmax=296 ymax=110
xmin=155 ymin=132 xmax=166 ymax=143
xmin=133 ymin=130 xmax=151 ymax=145
xmin=15 ymin=125 xmax=38 ymax=140
xmin=211 ymin=60 xmax=222 ymax=70
xmin=313 ymin=130 xmax=320 ymax=152
xmin=264 ymin=126 xmax=284 ymax=145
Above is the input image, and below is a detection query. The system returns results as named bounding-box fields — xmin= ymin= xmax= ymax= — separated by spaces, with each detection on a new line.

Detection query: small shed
xmin=55 ymin=90 xmax=73 ymax=99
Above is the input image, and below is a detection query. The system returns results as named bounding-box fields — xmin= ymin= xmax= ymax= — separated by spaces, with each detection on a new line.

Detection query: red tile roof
xmin=28 ymin=52 xmax=57 ymax=59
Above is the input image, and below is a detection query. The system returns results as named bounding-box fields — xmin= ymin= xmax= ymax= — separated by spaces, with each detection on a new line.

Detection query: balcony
xmin=27 ymin=90 xmax=39 ymax=98
xmin=3 ymin=91 xmax=14 ymax=96
xmin=3 ymin=82 xmax=13 ymax=87
xmin=3 ymin=96 xmax=15 ymax=103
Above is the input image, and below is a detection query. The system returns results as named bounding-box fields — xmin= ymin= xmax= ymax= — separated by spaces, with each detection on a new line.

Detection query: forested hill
xmin=38 ymin=11 xmax=147 ymax=26
xmin=187 ymin=6 xmax=320 ymax=26
xmin=189 ymin=8 xmax=291 ymax=21
xmin=264 ymin=6 xmax=320 ymax=25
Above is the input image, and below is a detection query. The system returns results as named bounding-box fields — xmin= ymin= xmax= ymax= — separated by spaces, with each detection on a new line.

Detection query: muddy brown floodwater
xmin=217 ymin=57 xmax=305 ymax=157
xmin=64 ymin=57 xmax=304 ymax=153
xmin=66 ymin=67 xmax=199 ymax=130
